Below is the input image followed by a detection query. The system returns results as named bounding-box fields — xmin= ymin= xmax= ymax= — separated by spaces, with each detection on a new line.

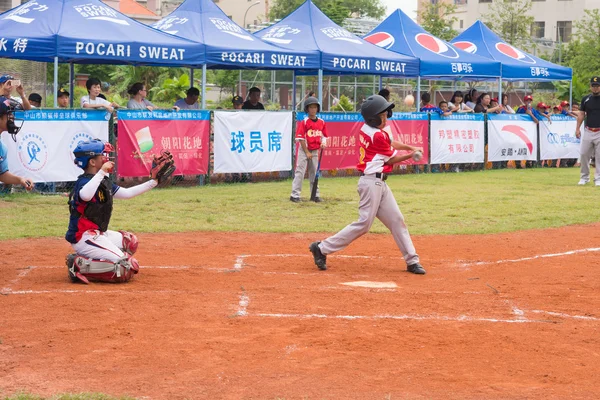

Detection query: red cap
xmin=553 ymin=105 xmax=561 ymax=110
xmin=560 ymin=100 xmax=569 ymax=107
xmin=491 ymin=97 xmax=498 ymax=103
xmin=524 ymin=95 xmax=533 ymax=102
xmin=537 ymin=102 xmax=548 ymax=109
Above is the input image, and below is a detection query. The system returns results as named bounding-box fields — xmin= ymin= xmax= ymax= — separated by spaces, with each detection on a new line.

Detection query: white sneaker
xmin=578 ymin=180 xmax=589 ymax=185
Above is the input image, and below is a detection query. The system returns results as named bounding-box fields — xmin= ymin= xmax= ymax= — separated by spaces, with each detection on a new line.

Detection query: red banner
xmin=298 ymin=113 xmax=429 ymax=170
xmin=117 ymin=111 xmax=210 ymax=178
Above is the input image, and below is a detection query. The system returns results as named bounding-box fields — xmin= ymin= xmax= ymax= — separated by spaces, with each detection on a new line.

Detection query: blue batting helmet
xmin=73 ymin=139 xmax=113 ymax=169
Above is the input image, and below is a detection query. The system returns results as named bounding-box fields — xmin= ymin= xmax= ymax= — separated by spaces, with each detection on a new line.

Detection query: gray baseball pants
xmin=579 ymin=127 xmax=600 ymax=183
xmin=291 ymin=148 xmax=320 ymax=199
xmin=318 ymin=175 xmax=419 ymax=266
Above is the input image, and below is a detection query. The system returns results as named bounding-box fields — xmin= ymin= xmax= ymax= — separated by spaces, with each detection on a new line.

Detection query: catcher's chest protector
xmin=69 ymin=174 xmax=114 ymax=232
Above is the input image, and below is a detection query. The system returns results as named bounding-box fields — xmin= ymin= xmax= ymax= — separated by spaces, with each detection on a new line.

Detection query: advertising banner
xmin=487 ymin=114 xmax=538 ymax=162
xmin=539 ymin=116 xmax=580 ymax=160
xmin=430 ymin=113 xmax=485 ymax=163
xmin=117 ymin=110 xmax=210 ymax=177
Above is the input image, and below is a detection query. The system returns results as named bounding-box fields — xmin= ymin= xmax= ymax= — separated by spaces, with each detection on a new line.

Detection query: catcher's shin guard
xmin=119 ymin=230 xmax=139 ymax=256
xmin=66 ymin=254 xmax=139 ymax=283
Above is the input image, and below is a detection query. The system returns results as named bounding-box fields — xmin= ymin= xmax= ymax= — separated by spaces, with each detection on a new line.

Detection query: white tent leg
xmin=201 ymin=64 xmax=207 ymax=109
xmin=416 ymin=77 xmax=421 ymax=112
xmin=317 ymin=69 xmax=323 ymax=108
xmin=53 ymin=57 xmax=58 ymax=108
xmin=292 ymin=70 xmax=297 ymax=110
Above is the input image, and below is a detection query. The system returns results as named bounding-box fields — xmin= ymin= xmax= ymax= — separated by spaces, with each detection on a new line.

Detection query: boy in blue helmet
xmin=0 ymin=96 xmax=33 ymax=190
xmin=65 ymin=139 xmax=175 ymax=283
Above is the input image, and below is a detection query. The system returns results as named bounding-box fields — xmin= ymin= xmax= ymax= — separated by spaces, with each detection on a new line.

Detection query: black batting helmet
xmin=361 ymin=94 xmax=394 ymax=128
xmin=304 ymin=96 xmax=320 ymax=113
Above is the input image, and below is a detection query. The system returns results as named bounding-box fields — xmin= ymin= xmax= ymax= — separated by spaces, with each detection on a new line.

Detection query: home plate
xmin=340 ymin=281 xmax=397 ymax=289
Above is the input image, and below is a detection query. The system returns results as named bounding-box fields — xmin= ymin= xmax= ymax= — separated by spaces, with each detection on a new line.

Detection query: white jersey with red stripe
xmin=357 ymin=124 xmax=397 ymax=174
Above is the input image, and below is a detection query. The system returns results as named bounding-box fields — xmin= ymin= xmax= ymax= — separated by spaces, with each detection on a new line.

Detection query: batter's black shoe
xmin=309 ymin=241 xmax=327 ymax=270
xmin=407 ymin=263 xmax=426 ymax=275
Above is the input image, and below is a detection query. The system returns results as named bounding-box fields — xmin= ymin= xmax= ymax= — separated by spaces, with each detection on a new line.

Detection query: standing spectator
xmin=536 ymin=102 xmax=550 ymax=116
xmin=378 ymin=88 xmax=390 ymax=101
xmin=474 ymin=93 xmax=502 ymax=113
xmin=420 ymin=93 xmax=451 ymax=116
xmin=448 ymin=91 xmax=473 ymax=113
xmin=232 ymin=95 xmax=243 ymax=110
xmin=464 ymin=88 xmax=478 ymax=110
xmin=28 ymin=93 xmax=42 ymax=108
xmin=57 ymin=89 xmax=70 ymax=108
xmin=516 ymin=95 xmax=550 ymax=124
xmin=127 ymin=83 xmax=155 ymax=111
xmin=559 ymin=101 xmax=578 ymax=118
xmin=174 ymin=87 xmax=200 ymax=110
xmin=0 ymin=75 xmax=32 ymax=110
xmin=501 ymin=93 xmax=515 ymax=113
xmin=575 ymin=76 xmax=600 ymax=185
xmin=242 ymin=87 xmax=265 ymax=110
xmin=0 ymin=97 xmax=33 ymax=190
xmin=81 ymin=78 xmax=117 ymax=112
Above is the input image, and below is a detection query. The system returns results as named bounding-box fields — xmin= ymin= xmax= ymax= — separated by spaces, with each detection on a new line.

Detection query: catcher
xmin=65 ymin=139 xmax=175 ymax=283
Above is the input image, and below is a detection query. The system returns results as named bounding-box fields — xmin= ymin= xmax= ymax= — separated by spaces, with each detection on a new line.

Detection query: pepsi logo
xmin=453 ymin=41 xmax=477 ymax=54
xmin=364 ymin=32 xmax=395 ymax=49
xmin=415 ymin=33 xmax=458 ymax=58
xmin=495 ymin=42 xmax=536 ymax=64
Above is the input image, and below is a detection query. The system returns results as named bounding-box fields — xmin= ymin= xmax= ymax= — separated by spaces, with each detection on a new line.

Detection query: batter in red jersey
xmin=309 ymin=94 xmax=425 ymax=274
xmin=290 ymin=96 xmax=327 ymax=202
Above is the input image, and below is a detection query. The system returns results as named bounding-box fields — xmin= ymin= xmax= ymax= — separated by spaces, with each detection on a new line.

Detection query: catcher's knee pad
xmin=119 ymin=230 xmax=139 ymax=256
xmin=66 ymin=253 xmax=139 ymax=284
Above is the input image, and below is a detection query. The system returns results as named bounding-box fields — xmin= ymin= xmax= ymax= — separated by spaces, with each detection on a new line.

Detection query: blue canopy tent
xmin=451 ymin=21 xmax=573 ymax=102
xmin=254 ymin=0 xmax=419 ymax=106
xmin=152 ymin=0 xmax=321 ymax=107
xmin=0 ymin=0 xmax=206 ymax=105
xmin=363 ymin=9 xmax=502 ymax=110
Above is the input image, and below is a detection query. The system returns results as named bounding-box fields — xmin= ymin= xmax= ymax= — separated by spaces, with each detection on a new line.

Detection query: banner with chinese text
xmin=488 ymin=114 xmax=538 ymax=162
xmin=1 ymin=110 xmax=109 ymax=182
xmin=117 ymin=110 xmax=210 ymax=177
xmin=213 ymin=111 xmax=293 ymax=173
xmin=430 ymin=113 xmax=485 ymax=163
xmin=388 ymin=113 xmax=429 ymax=165
xmin=539 ymin=116 xmax=580 ymax=160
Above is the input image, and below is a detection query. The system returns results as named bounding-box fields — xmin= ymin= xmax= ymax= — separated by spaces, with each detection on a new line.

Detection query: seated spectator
xmin=0 ymin=74 xmax=32 ymax=110
xmin=464 ymin=88 xmax=478 ymax=109
xmin=174 ymin=87 xmax=200 ymax=110
xmin=81 ymin=78 xmax=117 ymax=112
xmin=28 ymin=93 xmax=42 ymax=108
xmin=420 ymin=93 xmax=451 ymax=116
xmin=57 ymin=88 xmax=70 ymax=108
xmin=449 ymin=91 xmax=473 ymax=113
xmin=242 ymin=87 xmax=265 ymax=110
xmin=127 ymin=82 xmax=155 ymax=111
xmin=232 ymin=95 xmax=243 ymax=110
xmin=501 ymin=93 xmax=515 ymax=114
xmin=378 ymin=88 xmax=390 ymax=101
xmin=474 ymin=93 xmax=502 ymax=113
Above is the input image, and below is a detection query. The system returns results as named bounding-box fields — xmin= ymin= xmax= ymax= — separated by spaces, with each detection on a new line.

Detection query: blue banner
xmin=16 ymin=109 xmax=111 ymax=121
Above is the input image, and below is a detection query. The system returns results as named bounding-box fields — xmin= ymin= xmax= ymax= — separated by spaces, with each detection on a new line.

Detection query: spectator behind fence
xmin=449 ymin=91 xmax=473 ymax=113
xmin=232 ymin=95 xmax=243 ymax=110
xmin=28 ymin=93 xmax=42 ymax=108
xmin=81 ymin=78 xmax=117 ymax=113
xmin=127 ymin=83 xmax=155 ymax=111
xmin=242 ymin=87 xmax=265 ymax=110
xmin=57 ymin=89 xmax=70 ymax=108
xmin=0 ymin=74 xmax=32 ymax=110
xmin=420 ymin=93 xmax=451 ymax=116
xmin=474 ymin=93 xmax=502 ymax=114
xmin=174 ymin=87 xmax=200 ymax=110
xmin=378 ymin=88 xmax=390 ymax=101
xmin=464 ymin=88 xmax=478 ymax=110
xmin=501 ymin=93 xmax=515 ymax=114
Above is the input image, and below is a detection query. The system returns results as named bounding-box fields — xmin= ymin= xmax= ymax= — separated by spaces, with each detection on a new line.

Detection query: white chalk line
xmin=1 ymin=266 xmax=37 ymax=293
xmin=235 ymin=292 xmax=249 ymax=316
xmin=460 ymin=247 xmax=600 ymax=267
xmin=2 ymin=288 xmax=185 ymax=295
xmin=530 ymin=310 xmax=600 ymax=321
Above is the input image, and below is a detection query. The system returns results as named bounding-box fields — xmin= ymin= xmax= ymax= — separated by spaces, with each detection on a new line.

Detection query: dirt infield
xmin=1 ymin=225 xmax=600 ymax=399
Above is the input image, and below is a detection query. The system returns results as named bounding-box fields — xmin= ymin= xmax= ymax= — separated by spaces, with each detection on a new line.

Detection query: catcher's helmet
xmin=361 ymin=94 xmax=394 ymax=128
xmin=73 ymin=139 xmax=114 ymax=169
xmin=304 ymin=96 xmax=320 ymax=113
xmin=0 ymin=96 xmax=24 ymax=141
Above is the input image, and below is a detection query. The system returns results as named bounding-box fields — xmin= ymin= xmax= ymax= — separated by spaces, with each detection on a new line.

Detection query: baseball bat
xmin=310 ymin=149 xmax=324 ymax=202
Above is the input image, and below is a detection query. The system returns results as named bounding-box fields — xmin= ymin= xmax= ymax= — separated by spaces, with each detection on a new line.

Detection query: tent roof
xmin=451 ymin=21 xmax=572 ymax=81
xmin=0 ymin=0 xmax=205 ymax=66
xmin=363 ymin=9 xmax=501 ymax=80
xmin=152 ymin=0 xmax=320 ymax=70
xmin=254 ymin=0 xmax=419 ymax=76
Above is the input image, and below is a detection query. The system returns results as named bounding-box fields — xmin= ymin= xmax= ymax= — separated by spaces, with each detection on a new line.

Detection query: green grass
xmin=2 ymin=394 xmax=135 ymax=400
xmin=1 ymin=168 xmax=598 ymax=241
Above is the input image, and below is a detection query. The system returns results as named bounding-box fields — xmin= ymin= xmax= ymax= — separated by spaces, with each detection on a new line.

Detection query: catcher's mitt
xmin=150 ymin=150 xmax=176 ymax=184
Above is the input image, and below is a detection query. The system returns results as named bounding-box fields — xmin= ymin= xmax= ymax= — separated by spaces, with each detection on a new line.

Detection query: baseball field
xmin=1 ymin=168 xmax=600 ymax=399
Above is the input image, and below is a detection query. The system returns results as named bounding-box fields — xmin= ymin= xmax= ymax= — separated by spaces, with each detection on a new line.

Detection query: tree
xmin=109 ymin=66 xmax=181 ymax=99
xmin=562 ymin=9 xmax=600 ymax=79
xmin=149 ymin=74 xmax=191 ymax=103
xmin=269 ymin=0 xmax=385 ymax=26
xmin=483 ymin=0 xmax=535 ymax=49
xmin=207 ymin=70 xmax=239 ymax=99
xmin=417 ymin=1 xmax=457 ymax=42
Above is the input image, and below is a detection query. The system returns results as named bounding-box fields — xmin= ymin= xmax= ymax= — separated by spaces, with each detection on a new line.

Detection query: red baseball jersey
xmin=295 ymin=117 xmax=327 ymax=150
xmin=357 ymin=124 xmax=397 ymax=174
